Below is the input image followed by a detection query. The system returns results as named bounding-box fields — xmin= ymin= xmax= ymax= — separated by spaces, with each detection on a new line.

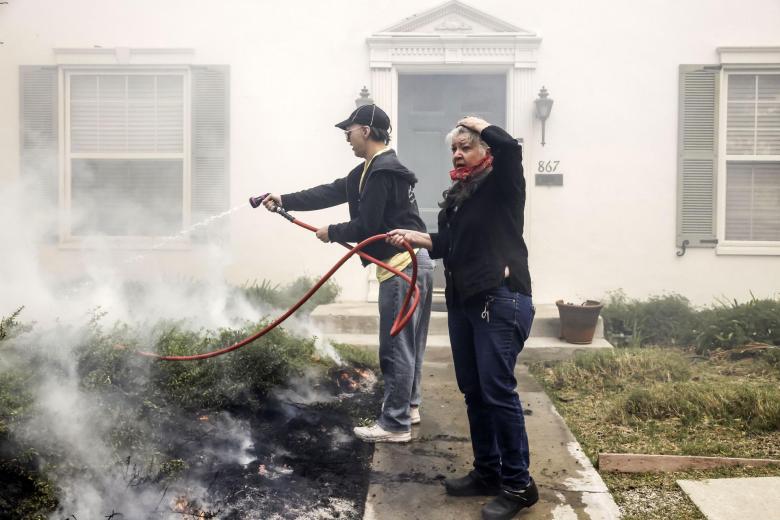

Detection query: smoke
xmin=1 ymin=178 xmax=59 ymax=320
xmin=0 ymin=175 xmax=343 ymax=518
xmin=272 ymin=368 xmax=339 ymax=406
xmin=0 ymin=173 xmax=340 ymax=343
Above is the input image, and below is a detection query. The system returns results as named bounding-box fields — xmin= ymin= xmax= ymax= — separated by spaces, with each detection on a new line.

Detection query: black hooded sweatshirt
xmin=281 ymin=150 xmax=426 ymax=266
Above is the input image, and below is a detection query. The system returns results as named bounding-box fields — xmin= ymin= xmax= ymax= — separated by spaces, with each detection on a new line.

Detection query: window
xmin=677 ymin=55 xmax=780 ymax=256
xmin=20 ymin=61 xmax=229 ymax=247
xmin=723 ymin=73 xmax=780 ymax=243
xmin=66 ymin=71 xmax=188 ymax=238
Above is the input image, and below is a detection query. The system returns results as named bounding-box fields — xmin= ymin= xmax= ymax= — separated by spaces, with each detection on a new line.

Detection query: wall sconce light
xmin=355 ymin=85 xmax=374 ymax=107
xmin=534 ymin=86 xmax=554 ymax=146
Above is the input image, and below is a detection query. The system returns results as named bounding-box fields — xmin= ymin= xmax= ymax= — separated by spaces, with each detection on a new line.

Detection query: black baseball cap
xmin=335 ymin=104 xmax=391 ymax=131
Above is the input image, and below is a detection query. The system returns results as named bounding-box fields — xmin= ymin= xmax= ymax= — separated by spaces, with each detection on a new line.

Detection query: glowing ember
xmin=334 ymin=367 xmax=376 ymax=394
xmin=338 ymin=371 xmax=359 ymax=392
xmin=173 ymin=495 xmax=189 ymax=513
xmin=171 ymin=495 xmax=214 ymax=518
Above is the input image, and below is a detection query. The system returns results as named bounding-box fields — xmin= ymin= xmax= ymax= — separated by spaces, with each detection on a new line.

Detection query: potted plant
xmin=555 ymin=300 xmax=604 ymax=344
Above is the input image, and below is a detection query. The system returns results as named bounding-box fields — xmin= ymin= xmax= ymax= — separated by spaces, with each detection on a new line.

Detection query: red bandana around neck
xmin=449 ymin=154 xmax=494 ymax=182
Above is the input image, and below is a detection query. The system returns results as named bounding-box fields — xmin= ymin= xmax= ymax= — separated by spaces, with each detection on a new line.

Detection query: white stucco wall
xmin=520 ymin=0 xmax=780 ymax=305
xmin=1 ymin=0 xmax=778 ymax=306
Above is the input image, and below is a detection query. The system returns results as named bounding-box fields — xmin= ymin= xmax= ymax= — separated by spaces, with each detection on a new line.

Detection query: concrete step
xmin=311 ymin=303 xmax=449 ymax=335
xmin=321 ymin=332 xmax=612 ymax=361
xmin=310 ymin=302 xmax=604 ymax=339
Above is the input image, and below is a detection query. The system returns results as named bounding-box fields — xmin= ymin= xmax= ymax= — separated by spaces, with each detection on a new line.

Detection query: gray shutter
xmin=676 ymin=65 xmax=719 ymax=254
xmin=191 ymin=65 xmax=230 ymax=242
xmin=20 ymin=66 xmax=59 ymax=241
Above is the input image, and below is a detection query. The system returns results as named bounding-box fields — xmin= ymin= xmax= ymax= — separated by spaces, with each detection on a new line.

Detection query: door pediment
xmin=379 ymin=0 xmax=534 ymax=35
xmin=368 ymin=1 xmax=541 ymax=68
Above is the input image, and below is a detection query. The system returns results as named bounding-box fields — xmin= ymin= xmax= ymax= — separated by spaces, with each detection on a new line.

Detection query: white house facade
xmin=1 ymin=0 xmax=779 ymax=305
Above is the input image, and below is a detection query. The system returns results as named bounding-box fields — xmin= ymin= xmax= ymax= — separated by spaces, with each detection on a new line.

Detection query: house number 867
xmin=538 ymin=161 xmax=560 ymax=173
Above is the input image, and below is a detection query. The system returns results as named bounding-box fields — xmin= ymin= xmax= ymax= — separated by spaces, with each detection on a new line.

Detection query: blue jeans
xmin=448 ymin=283 xmax=535 ymax=488
xmin=377 ymin=249 xmax=434 ymax=432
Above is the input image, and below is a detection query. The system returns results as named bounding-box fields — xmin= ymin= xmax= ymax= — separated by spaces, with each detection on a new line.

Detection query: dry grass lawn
xmin=529 ymin=347 xmax=780 ymax=519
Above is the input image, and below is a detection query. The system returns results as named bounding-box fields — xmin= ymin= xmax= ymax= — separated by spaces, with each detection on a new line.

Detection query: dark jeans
xmin=377 ymin=249 xmax=434 ymax=432
xmin=448 ymin=283 xmax=535 ymax=489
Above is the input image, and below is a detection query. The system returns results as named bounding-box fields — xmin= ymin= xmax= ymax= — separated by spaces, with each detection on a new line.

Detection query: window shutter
xmin=676 ymin=65 xmax=719 ymax=253
xmin=20 ymin=66 xmax=59 ymax=241
xmin=190 ymin=65 xmax=230 ymax=242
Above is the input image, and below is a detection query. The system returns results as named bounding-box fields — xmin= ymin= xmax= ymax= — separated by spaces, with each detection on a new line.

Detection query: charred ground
xmin=0 ymin=295 xmax=381 ymax=520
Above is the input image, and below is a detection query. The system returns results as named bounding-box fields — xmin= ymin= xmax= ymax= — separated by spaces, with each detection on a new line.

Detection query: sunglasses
xmin=345 ymin=126 xmax=368 ymax=141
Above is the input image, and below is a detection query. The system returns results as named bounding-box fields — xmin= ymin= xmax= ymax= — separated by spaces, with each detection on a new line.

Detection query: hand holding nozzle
xmin=249 ymin=192 xmax=295 ymax=222
xmin=248 ymin=193 xmax=282 ymax=211
xmin=261 ymin=193 xmax=282 ymax=212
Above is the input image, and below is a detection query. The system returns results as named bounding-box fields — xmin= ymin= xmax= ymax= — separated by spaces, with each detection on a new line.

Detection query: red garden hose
xmin=137 ymin=206 xmax=419 ymax=361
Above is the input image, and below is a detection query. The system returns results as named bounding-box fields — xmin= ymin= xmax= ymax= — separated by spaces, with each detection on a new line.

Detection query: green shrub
xmin=332 ymin=342 xmax=379 ymax=369
xmin=603 ymin=291 xmax=780 ymax=352
xmin=239 ymin=279 xmax=286 ymax=309
xmin=75 ymin=322 xmax=148 ymax=392
xmin=0 ymin=307 xmax=26 ymax=342
xmin=147 ymin=321 xmax=318 ymax=410
xmin=239 ymin=275 xmax=340 ymax=315
xmin=760 ymin=347 xmax=780 ymax=368
xmin=0 ymin=309 xmax=59 ymax=518
xmin=695 ymin=297 xmax=780 ymax=353
xmin=0 ymin=371 xmax=35 ymax=436
xmin=0 ymin=456 xmax=59 ymax=520
xmin=602 ymin=291 xmax=698 ymax=347
xmin=0 ymin=309 xmax=37 ymax=436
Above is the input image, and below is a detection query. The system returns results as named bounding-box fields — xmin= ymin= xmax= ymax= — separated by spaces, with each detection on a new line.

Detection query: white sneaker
xmin=410 ymin=407 xmax=421 ymax=425
xmin=353 ymin=423 xmax=411 ymax=443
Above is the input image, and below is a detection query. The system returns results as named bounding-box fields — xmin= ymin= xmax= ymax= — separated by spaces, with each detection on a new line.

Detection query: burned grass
xmin=0 ymin=309 xmax=381 ymax=519
xmin=529 ymin=347 xmax=780 ymax=519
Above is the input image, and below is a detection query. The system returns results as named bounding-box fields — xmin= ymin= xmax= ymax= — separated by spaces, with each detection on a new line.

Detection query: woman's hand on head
xmin=386 ymin=229 xmax=432 ymax=250
xmin=457 ymin=116 xmax=490 ymax=134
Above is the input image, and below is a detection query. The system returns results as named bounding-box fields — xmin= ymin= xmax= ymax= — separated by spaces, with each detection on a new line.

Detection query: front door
xmin=398 ymin=73 xmax=507 ymax=289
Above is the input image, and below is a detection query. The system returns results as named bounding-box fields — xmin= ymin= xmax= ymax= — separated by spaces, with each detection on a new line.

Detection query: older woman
xmin=387 ymin=117 xmax=536 ymax=519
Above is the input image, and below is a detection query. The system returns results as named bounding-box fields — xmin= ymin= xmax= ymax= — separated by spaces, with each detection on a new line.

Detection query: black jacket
xmin=430 ymin=125 xmax=531 ymax=303
xmin=281 ymin=150 xmax=426 ymax=266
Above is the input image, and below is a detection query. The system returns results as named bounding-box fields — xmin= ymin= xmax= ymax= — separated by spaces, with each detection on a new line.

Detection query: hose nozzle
xmin=249 ymin=193 xmax=295 ymax=222
xmin=249 ymin=193 xmax=269 ymax=209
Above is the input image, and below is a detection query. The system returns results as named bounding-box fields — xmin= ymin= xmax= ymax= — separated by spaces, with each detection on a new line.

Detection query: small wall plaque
xmin=535 ymin=173 xmax=563 ymax=186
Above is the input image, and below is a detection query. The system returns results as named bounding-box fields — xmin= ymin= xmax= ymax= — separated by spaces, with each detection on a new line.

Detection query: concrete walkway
xmin=362 ymin=347 xmax=621 ymax=520
xmin=677 ymin=477 xmax=780 ymax=520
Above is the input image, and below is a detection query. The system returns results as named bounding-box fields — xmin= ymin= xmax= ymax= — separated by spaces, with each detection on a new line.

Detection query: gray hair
xmin=445 ymin=125 xmax=488 ymax=149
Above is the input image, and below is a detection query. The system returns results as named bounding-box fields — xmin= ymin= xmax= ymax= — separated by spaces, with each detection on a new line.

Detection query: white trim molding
xmin=717 ymin=46 xmax=780 ymax=66
xmin=716 ymin=244 xmax=780 ymax=256
xmin=54 ymin=47 xmax=195 ymax=65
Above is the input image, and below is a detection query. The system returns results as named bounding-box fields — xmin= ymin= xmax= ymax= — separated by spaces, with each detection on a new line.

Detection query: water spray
xmin=137 ymin=194 xmax=419 ymax=361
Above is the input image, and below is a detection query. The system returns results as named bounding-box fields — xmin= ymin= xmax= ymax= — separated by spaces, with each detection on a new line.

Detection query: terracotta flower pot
xmin=555 ymin=299 xmax=603 ymax=344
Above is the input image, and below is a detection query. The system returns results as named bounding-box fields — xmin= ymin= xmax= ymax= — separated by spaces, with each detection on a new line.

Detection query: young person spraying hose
xmin=387 ymin=117 xmax=538 ymax=519
xmin=261 ymin=104 xmax=433 ymax=443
